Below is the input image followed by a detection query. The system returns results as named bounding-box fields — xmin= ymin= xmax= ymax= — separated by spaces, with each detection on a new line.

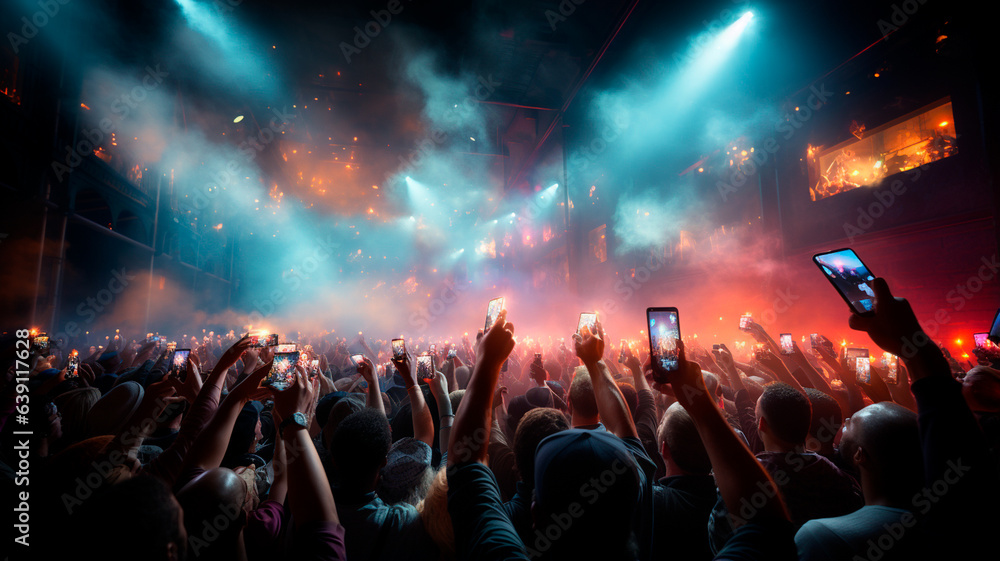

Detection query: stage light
xmin=233 ymin=115 xmax=244 ymax=123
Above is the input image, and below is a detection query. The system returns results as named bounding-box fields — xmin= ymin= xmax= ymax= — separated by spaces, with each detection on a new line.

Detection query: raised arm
xmin=271 ymin=366 xmax=337 ymax=527
xmin=655 ymin=341 xmax=790 ymax=525
xmin=182 ymin=360 xmax=269 ymax=473
xmin=574 ymin=322 xmax=638 ymax=440
xmin=449 ymin=310 xmax=515 ymax=467
xmin=357 ymin=357 xmax=386 ymax=417
xmin=392 ymin=350 xmax=434 ymax=446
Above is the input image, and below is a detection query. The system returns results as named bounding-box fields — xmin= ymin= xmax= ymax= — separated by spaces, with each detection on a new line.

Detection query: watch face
xmin=293 ymin=412 xmax=308 ymax=427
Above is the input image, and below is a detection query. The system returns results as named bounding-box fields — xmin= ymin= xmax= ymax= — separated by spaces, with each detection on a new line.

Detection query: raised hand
xmin=847 ymin=278 xmax=924 ymax=359
xmin=271 ymin=365 xmax=320 ymax=425
xmin=573 ymin=321 xmax=605 ymax=366
xmin=651 ymin=340 xmax=710 ymax=410
xmin=476 ymin=309 xmax=516 ymax=371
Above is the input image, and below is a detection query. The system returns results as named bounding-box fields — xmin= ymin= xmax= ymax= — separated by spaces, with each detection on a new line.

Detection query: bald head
xmin=840 ymin=402 xmax=921 ymax=481
xmin=176 ymin=468 xmax=247 ymax=555
xmin=656 ymin=402 xmax=711 ymax=475
xmin=962 ymin=366 xmax=1000 ymax=412
xmin=702 ymin=372 xmax=720 ymax=399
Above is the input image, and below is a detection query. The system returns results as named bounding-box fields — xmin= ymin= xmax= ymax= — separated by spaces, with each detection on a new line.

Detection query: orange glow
xmin=80 ymin=103 xmax=91 ymax=110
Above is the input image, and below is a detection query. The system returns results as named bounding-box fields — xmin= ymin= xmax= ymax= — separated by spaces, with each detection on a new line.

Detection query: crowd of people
xmin=3 ymin=277 xmax=999 ymax=560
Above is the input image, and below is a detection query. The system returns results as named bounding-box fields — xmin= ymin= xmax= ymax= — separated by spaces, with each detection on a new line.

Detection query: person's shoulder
xmin=384 ymin=500 xmax=422 ymax=525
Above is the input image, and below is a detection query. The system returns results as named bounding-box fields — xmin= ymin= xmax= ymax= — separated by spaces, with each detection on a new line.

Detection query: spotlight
xmin=233 ymin=115 xmax=244 ymax=123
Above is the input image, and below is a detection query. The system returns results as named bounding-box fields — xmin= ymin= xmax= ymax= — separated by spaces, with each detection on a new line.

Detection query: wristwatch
xmin=279 ymin=412 xmax=309 ymax=433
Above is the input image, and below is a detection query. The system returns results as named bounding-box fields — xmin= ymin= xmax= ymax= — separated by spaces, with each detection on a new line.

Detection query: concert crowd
xmin=2 ymin=277 xmax=999 ymax=560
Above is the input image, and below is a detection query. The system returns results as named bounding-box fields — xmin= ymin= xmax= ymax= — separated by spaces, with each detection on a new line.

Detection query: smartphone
xmin=485 ymin=297 xmax=505 ymax=332
xmin=619 ymin=339 xmax=628 ymax=363
xmin=447 ymin=346 xmax=457 ymax=359
xmin=855 ymin=356 xmax=871 ymax=384
xmin=247 ymin=332 xmax=278 ymax=348
xmin=882 ymin=352 xmax=898 ymax=384
xmin=845 ymin=348 xmax=868 ymax=373
xmin=392 ymin=338 xmax=406 ymax=358
xmin=813 ymin=248 xmax=877 ymax=315
xmin=780 ymin=333 xmax=794 ymax=355
xmin=350 ymin=354 xmax=366 ymax=367
xmin=67 ymin=355 xmax=80 ymax=379
xmin=310 ymin=359 xmax=320 ymax=377
xmin=989 ymin=309 xmax=1000 ymax=345
xmin=429 ymin=344 xmax=436 ymax=354
xmin=171 ymin=349 xmax=191 ymax=379
xmin=739 ymin=315 xmax=752 ymax=331
xmin=417 ymin=354 xmax=434 ymax=385
xmin=534 ymin=352 xmax=542 ymax=361
xmin=32 ymin=333 xmax=50 ymax=355
xmin=577 ymin=312 xmax=598 ymax=335
xmin=810 ymin=334 xmax=820 ymax=349
xmin=263 ymin=351 xmax=299 ymax=391
xmin=274 ymin=343 xmax=297 ymax=353
xmin=646 ymin=307 xmax=680 ymax=382
xmin=752 ymin=343 xmax=769 ymax=362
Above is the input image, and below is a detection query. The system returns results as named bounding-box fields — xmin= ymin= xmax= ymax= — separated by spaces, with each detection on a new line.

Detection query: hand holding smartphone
xmin=416 ymin=354 xmax=434 ymax=385
xmin=845 ymin=348 xmax=868 ymax=373
xmin=813 ymin=248 xmax=877 ymax=315
xmin=881 ymin=352 xmax=898 ymax=384
xmin=67 ymin=354 xmax=80 ymax=378
xmin=485 ymin=297 xmax=505 ymax=332
xmin=577 ymin=312 xmax=598 ymax=335
xmin=855 ymin=356 xmax=871 ymax=384
xmin=392 ymin=338 xmax=406 ymax=359
xmin=647 ymin=307 xmax=680 ymax=383
xmin=779 ymin=333 xmax=794 ymax=355
xmin=264 ymin=351 xmax=300 ymax=391
xmin=171 ymin=349 xmax=191 ymax=381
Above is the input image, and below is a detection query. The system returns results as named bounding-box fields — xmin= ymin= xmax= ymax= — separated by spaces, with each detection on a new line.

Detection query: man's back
xmin=756 ymin=451 xmax=864 ymax=525
xmin=795 ymin=505 xmax=924 ymax=561
xmin=334 ymin=490 xmax=438 ymax=561
xmin=651 ymin=474 xmax=718 ymax=561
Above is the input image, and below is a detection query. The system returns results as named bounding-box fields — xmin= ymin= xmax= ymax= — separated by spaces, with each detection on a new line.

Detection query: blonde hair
xmin=54 ymin=387 xmax=101 ymax=446
xmin=417 ymin=467 xmax=454 ymax=560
